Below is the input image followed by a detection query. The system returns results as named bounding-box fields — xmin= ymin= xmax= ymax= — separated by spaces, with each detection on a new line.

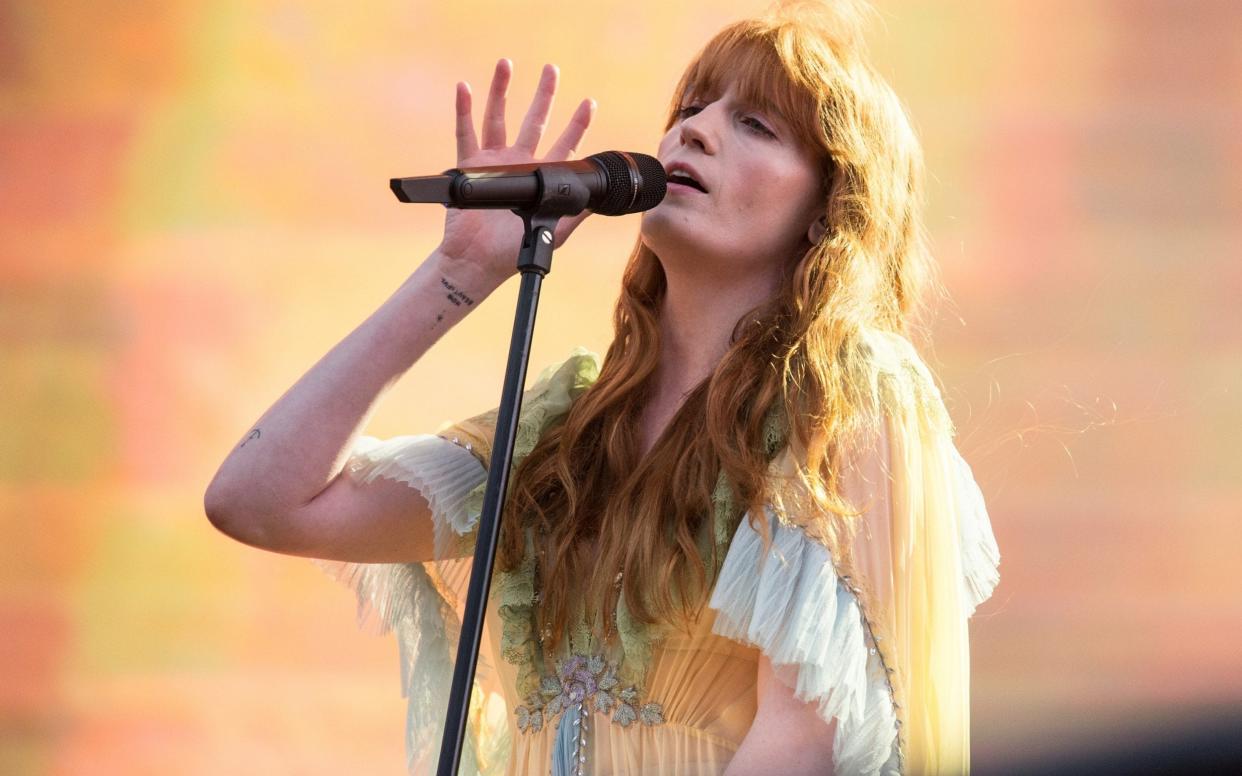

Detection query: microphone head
xmin=586 ymin=151 xmax=667 ymax=215
xmin=631 ymin=153 xmax=668 ymax=213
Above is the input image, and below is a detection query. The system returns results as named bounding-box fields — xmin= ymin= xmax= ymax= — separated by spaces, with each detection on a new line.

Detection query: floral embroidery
xmin=513 ymin=652 xmax=665 ymax=734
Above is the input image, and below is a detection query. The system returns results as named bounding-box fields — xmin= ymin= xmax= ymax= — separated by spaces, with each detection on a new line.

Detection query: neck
xmin=653 ymin=260 xmax=782 ymax=402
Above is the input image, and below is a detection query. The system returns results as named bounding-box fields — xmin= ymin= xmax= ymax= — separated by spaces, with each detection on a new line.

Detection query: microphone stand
xmin=431 ymin=167 xmax=590 ymax=776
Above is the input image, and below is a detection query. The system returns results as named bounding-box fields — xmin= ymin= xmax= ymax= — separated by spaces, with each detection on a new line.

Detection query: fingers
xmin=543 ymin=97 xmax=596 ymax=162
xmin=480 ymin=58 xmax=512 ymax=149
xmin=464 ymin=58 xmax=593 ymax=163
xmin=513 ymin=63 xmax=558 ymax=155
xmin=455 ymin=81 xmax=478 ymax=162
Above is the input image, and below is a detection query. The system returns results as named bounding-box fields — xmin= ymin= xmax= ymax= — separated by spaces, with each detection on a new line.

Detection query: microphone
xmin=389 ymin=151 xmax=666 ymax=216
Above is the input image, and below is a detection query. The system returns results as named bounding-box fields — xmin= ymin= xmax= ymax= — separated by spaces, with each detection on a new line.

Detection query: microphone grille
xmin=587 ymin=151 xmax=667 ymax=215
xmin=632 ymin=153 xmax=668 ymax=213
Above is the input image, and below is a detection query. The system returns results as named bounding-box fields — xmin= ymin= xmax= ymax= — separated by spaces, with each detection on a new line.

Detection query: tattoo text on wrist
xmin=441 ymin=277 xmax=475 ymax=307
xmin=239 ymin=428 xmax=261 ymax=448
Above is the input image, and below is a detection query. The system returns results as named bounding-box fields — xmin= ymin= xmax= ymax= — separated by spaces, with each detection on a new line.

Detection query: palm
xmin=437 ymin=59 xmax=597 ymax=281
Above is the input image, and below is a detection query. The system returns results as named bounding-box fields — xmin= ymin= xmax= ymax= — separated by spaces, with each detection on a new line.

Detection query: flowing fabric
xmin=314 ymin=335 xmax=1001 ymax=775
xmin=724 ymin=326 xmax=1003 ymax=774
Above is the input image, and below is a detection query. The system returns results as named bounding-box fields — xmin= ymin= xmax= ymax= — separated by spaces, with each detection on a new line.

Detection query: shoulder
xmin=435 ymin=345 xmax=602 ymax=470
xmin=856 ymin=326 xmax=954 ymax=437
xmin=757 ymin=327 xmax=957 ymax=547
xmin=528 ymin=345 xmax=602 ymax=407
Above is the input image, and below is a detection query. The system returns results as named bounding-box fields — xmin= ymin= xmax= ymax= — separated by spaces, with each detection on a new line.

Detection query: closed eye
xmin=676 ymin=104 xmax=776 ymax=139
xmin=742 ymin=116 xmax=775 ymax=138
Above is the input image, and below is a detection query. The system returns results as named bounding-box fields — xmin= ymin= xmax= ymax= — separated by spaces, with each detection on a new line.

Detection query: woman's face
xmin=640 ymin=78 xmax=825 ymax=278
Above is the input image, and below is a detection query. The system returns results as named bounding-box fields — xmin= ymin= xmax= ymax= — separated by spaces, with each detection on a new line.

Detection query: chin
xmin=640 ymin=207 xmax=692 ymax=255
xmin=638 ymin=223 xmax=677 ymax=266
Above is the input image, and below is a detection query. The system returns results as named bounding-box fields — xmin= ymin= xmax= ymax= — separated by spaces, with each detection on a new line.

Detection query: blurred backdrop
xmin=2 ymin=0 xmax=1241 ymax=773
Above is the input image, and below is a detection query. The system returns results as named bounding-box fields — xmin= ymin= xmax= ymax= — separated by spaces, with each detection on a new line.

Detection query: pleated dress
xmin=316 ymin=332 xmax=1001 ymax=776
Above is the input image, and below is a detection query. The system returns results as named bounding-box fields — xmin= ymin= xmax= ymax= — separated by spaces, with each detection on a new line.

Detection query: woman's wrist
xmin=428 ymin=246 xmax=511 ymax=301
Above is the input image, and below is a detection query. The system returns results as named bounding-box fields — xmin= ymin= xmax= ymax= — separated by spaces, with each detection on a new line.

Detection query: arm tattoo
xmin=239 ymin=428 xmax=260 ymax=448
xmin=440 ymin=277 xmax=475 ymax=307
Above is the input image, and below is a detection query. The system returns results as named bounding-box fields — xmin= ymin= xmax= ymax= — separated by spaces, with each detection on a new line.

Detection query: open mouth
xmin=667 ymin=172 xmax=707 ymax=193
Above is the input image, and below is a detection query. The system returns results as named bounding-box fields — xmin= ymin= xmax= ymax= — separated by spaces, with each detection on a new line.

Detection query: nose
xmin=678 ymin=108 xmax=716 ymax=155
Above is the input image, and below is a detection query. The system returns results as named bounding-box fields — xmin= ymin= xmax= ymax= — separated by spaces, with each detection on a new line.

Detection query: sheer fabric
xmin=315 ymin=337 xmax=1001 ymax=775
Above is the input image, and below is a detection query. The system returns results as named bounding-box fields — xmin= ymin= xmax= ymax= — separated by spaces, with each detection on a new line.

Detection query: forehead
xmin=684 ymin=79 xmax=757 ymax=108
xmin=673 ymin=35 xmax=819 ymax=146
xmin=682 ymin=62 xmax=787 ymax=116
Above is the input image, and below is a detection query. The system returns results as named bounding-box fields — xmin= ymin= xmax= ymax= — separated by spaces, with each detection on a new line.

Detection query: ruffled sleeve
xmin=707 ymin=429 xmax=905 ymax=776
xmin=709 ymin=503 xmax=903 ymax=775
xmin=346 ymin=433 xmax=489 ymax=558
xmin=708 ymin=329 xmax=1000 ymax=776
xmin=312 ymin=345 xmax=602 ymax=775
xmin=947 ymin=444 xmax=1001 ymax=618
xmin=313 ymin=432 xmax=501 ymax=775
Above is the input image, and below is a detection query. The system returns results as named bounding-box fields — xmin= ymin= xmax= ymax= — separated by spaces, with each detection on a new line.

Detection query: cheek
xmin=656 ymin=129 xmax=678 ymax=159
xmin=730 ymin=161 xmax=799 ymax=217
xmin=732 ymin=163 xmax=821 ymax=249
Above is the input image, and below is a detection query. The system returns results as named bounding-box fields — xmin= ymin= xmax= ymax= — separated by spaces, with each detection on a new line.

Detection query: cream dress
xmin=316 ymin=333 xmax=1001 ymax=776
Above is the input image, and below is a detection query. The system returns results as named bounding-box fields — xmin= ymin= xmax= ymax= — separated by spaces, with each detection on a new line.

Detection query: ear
xmin=807 ymin=215 xmax=829 ymax=245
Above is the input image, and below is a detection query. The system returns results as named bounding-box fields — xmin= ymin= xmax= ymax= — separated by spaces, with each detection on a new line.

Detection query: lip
xmin=667 ymin=179 xmax=706 ymax=196
xmin=664 ymin=160 xmax=709 ymax=194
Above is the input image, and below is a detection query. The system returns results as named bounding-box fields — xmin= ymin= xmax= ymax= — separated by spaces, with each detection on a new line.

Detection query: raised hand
xmin=436 ymin=59 xmax=597 ymax=285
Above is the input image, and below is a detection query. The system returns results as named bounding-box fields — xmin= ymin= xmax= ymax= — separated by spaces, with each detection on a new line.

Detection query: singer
xmin=204 ymin=1 xmax=1000 ymax=774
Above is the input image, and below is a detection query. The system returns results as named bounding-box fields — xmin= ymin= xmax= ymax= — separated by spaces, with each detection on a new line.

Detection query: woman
xmin=204 ymin=1 xmax=1001 ymax=774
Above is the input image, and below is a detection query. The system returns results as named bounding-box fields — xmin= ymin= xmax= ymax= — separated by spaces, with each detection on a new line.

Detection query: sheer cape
xmin=314 ymin=332 xmax=1000 ymax=775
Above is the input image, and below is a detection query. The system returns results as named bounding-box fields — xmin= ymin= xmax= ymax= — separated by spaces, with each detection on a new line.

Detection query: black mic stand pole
xmin=433 ymin=166 xmax=590 ymax=776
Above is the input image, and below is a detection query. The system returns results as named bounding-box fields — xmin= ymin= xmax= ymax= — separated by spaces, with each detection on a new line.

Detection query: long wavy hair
xmin=497 ymin=0 xmax=946 ymax=651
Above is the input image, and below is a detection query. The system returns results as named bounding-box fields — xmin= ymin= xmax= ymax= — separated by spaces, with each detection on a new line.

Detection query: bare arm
xmin=203 ymin=58 xmax=596 ymax=563
xmin=203 ymin=250 xmax=504 ymax=561
xmin=724 ymin=654 xmax=837 ymax=775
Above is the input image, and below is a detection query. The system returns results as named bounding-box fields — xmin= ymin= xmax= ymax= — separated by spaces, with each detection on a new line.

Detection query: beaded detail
xmin=855 ymin=589 xmax=907 ymax=766
xmin=514 ymin=652 xmax=665 ymax=735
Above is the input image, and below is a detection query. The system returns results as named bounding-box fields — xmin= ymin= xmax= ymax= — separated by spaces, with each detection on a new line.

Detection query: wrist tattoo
xmin=239 ymin=428 xmax=261 ymax=448
xmin=440 ymin=277 xmax=475 ymax=307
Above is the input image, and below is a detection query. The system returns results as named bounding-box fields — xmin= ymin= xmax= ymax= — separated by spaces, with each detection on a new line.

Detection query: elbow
xmin=203 ymin=478 xmax=248 ymax=541
xmin=203 ymin=478 xmax=279 ymax=550
xmin=203 ymin=479 xmax=319 ymax=557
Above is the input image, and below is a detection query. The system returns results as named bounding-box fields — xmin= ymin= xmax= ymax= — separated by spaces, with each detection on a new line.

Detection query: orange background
xmin=3 ymin=1 xmax=1241 ymax=773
